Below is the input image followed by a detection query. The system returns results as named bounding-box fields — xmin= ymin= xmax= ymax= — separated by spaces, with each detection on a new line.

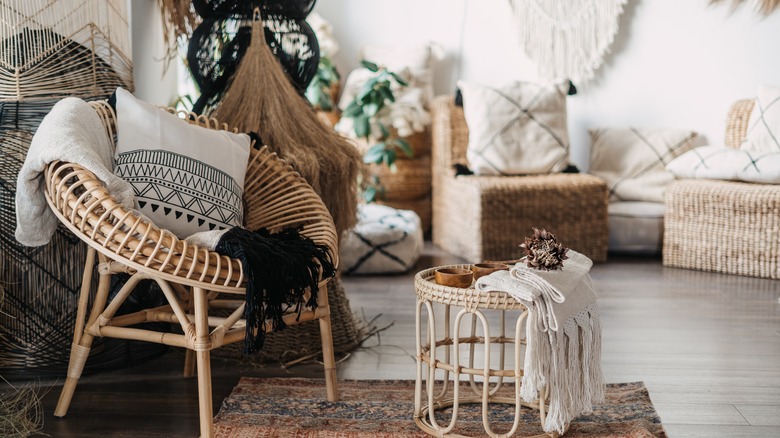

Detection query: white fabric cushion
xmin=742 ymin=84 xmax=780 ymax=154
xmin=340 ymin=204 xmax=423 ymax=275
xmin=590 ymin=128 xmax=697 ymax=203
xmin=459 ymin=80 xmax=570 ymax=175
xmin=608 ymin=202 xmax=665 ymax=254
xmin=114 ymin=88 xmax=251 ymax=238
xmin=666 ymin=145 xmax=780 ymax=184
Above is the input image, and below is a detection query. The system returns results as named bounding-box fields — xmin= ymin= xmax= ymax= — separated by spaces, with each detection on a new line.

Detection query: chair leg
xmin=55 ymin=249 xmax=109 ymax=417
xmin=317 ymin=284 xmax=339 ymax=402
xmin=183 ymin=350 xmax=196 ymax=378
xmin=193 ymin=287 xmax=214 ymax=438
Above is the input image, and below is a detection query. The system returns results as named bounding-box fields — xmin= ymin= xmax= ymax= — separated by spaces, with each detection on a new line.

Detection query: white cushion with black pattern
xmin=340 ymin=204 xmax=423 ymax=275
xmin=666 ymin=145 xmax=780 ymax=184
xmin=458 ymin=80 xmax=570 ymax=176
xmin=114 ymin=88 xmax=251 ymax=238
xmin=742 ymin=84 xmax=780 ymax=154
xmin=589 ymin=128 xmax=697 ymax=203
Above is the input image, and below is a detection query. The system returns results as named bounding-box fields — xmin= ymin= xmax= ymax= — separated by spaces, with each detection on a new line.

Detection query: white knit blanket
xmin=475 ymin=250 xmax=604 ymax=434
xmin=15 ymin=98 xmax=135 ymax=247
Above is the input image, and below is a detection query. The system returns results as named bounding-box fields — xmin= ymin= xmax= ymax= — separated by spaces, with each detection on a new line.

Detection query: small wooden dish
xmin=434 ymin=268 xmax=473 ymax=288
xmin=471 ymin=262 xmax=509 ymax=280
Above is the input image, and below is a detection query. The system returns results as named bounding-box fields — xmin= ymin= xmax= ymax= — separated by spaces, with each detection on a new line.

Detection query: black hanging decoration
xmin=187 ymin=0 xmax=320 ymax=114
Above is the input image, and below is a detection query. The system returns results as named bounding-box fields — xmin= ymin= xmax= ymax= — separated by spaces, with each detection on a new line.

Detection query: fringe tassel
xmin=213 ymin=9 xmax=362 ymax=239
xmin=509 ymin=0 xmax=628 ymax=83
xmin=214 ymin=227 xmax=335 ymax=354
xmin=521 ymin=302 xmax=604 ymax=434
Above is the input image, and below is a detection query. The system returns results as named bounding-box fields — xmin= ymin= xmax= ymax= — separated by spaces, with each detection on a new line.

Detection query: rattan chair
xmin=430 ymin=96 xmax=608 ymax=263
xmin=663 ymin=99 xmax=780 ymax=279
xmin=44 ymin=102 xmax=340 ymax=437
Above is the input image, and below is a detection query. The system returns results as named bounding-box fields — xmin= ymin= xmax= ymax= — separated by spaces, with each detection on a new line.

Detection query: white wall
xmin=314 ymin=0 xmax=780 ymax=169
xmin=130 ymin=0 xmax=179 ymax=106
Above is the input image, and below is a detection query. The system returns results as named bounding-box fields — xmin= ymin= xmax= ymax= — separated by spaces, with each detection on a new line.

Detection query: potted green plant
xmin=339 ymin=60 xmax=414 ymax=202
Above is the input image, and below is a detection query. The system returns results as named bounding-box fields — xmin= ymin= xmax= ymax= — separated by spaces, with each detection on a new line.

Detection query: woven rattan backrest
xmin=431 ymin=97 xmax=470 ymax=174
xmin=44 ymin=101 xmax=338 ymax=290
xmin=725 ymin=99 xmax=755 ymax=149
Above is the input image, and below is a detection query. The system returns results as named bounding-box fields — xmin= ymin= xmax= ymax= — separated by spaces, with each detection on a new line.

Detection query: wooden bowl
xmin=434 ymin=268 xmax=473 ymax=288
xmin=471 ymin=262 xmax=509 ymax=281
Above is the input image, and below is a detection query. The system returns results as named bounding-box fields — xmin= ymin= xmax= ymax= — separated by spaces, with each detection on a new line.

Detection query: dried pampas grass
xmin=1 ymin=284 xmax=44 ymax=438
xmin=710 ymin=0 xmax=780 ymax=15
xmin=213 ymin=10 xmax=361 ymax=238
xmin=159 ymin=0 xmax=200 ymax=68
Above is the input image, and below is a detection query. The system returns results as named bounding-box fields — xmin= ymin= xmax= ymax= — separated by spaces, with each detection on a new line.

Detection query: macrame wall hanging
xmin=508 ymin=0 xmax=627 ymax=84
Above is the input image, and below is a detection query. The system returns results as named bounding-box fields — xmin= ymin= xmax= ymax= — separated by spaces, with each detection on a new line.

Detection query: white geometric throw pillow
xmin=114 ymin=88 xmax=251 ymax=238
xmin=742 ymin=84 xmax=780 ymax=154
xmin=459 ymin=80 xmax=570 ymax=176
xmin=589 ymin=128 xmax=697 ymax=202
xmin=666 ymin=145 xmax=780 ymax=184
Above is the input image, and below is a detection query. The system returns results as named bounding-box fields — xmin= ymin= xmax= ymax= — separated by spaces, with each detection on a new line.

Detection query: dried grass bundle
xmin=159 ymin=0 xmax=200 ymax=67
xmin=710 ymin=0 xmax=780 ymax=15
xmin=213 ymin=10 xmax=362 ymax=237
xmin=0 ymin=383 xmax=44 ymax=438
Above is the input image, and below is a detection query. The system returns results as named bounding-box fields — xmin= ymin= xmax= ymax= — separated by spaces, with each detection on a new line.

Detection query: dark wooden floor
xmin=14 ymin=244 xmax=780 ymax=437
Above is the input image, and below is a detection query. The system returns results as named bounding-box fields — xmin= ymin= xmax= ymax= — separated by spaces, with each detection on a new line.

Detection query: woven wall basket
xmin=0 ymin=0 xmax=133 ymax=102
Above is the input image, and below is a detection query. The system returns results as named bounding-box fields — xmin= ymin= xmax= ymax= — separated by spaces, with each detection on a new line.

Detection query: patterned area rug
xmin=214 ymin=378 xmax=666 ymax=437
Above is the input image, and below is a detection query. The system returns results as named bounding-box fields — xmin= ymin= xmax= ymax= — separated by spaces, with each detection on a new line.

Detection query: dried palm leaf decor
xmin=710 ymin=0 xmax=780 ymax=15
xmin=0 ymin=0 xmax=133 ymax=101
xmin=213 ymin=9 xmax=361 ymax=237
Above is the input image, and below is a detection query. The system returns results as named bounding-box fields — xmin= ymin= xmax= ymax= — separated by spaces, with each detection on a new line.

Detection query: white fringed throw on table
xmin=508 ymin=0 xmax=627 ymax=83
xmin=475 ymin=250 xmax=604 ymax=434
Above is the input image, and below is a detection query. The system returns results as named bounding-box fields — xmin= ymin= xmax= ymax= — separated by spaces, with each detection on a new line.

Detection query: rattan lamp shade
xmin=0 ymin=0 xmax=133 ymax=102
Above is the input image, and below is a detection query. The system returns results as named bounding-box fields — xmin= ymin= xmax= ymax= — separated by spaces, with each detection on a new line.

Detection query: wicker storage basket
xmin=371 ymin=155 xmax=432 ymax=202
xmin=430 ymin=96 xmax=608 ymax=263
xmin=663 ymin=99 xmax=780 ymax=279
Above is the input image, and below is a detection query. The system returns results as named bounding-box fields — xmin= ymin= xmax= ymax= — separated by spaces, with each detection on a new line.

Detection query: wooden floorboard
xmin=7 ymin=243 xmax=779 ymax=437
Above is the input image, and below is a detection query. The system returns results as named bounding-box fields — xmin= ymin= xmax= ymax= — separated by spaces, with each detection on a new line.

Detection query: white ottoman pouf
xmin=340 ymin=204 xmax=424 ymax=275
xmin=608 ymin=201 xmax=665 ymax=254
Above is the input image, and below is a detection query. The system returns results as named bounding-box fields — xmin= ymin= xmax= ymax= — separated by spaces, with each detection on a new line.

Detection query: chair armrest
xmin=431 ymin=95 xmax=469 ymax=177
xmin=44 ymin=160 xmax=244 ymax=290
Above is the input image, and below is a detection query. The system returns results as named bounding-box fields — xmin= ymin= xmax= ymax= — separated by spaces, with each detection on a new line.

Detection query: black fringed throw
xmin=214 ymin=227 xmax=336 ymax=354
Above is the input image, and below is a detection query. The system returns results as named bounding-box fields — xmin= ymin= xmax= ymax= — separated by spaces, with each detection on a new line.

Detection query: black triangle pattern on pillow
xmin=117 ymin=149 xmax=244 ymax=237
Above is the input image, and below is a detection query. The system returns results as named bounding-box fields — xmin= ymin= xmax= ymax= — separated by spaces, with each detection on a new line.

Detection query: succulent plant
xmin=520 ymin=228 xmax=569 ymax=271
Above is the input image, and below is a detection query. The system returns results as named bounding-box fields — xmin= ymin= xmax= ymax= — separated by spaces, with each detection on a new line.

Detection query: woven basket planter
xmin=372 ymin=155 xmax=432 ymax=202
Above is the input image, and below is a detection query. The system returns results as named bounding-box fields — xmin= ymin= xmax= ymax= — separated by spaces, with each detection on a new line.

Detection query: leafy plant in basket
xmin=305 ymin=55 xmax=340 ymax=112
xmin=340 ymin=60 xmax=414 ymax=202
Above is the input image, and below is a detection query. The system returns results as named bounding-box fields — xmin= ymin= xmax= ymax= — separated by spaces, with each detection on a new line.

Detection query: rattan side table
xmin=413 ymin=265 xmax=561 ymax=438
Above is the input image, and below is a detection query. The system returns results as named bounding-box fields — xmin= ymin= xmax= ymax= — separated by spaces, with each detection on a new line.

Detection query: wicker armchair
xmin=663 ymin=99 xmax=780 ymax=279
xmin=430 ymin=96 xmax=608 ymax=263
xmin=45 ymin=102 xmax=340 ymax=437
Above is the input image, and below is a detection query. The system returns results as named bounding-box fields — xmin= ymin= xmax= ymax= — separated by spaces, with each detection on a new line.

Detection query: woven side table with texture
xmin=414 ymin=265 xmax=563 ymax=438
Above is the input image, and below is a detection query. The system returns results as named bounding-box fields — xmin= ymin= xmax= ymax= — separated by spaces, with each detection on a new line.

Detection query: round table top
xmin=414 ymin=264 xmax=527 ymax=311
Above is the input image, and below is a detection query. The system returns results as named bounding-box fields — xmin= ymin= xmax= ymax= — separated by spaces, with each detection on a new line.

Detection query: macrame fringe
xmin=521 ymin=303 xmax=604 ymax=434
xmin=214 ymin=227 xmax=336 ymax=354
xmin=213 ymin=10 xmax=362 ymax=238
xmin=509 ymin=0 xmax=627 ymax=83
